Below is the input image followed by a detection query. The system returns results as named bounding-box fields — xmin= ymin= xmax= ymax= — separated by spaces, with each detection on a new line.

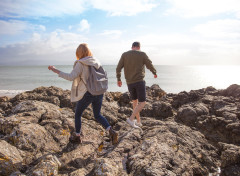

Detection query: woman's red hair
xmin=76 ymin=43 xmax=93 ymax=60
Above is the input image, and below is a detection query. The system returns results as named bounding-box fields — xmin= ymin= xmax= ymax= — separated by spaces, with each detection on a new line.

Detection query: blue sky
xmin=0 ymin=0 xmax=240 ymax=65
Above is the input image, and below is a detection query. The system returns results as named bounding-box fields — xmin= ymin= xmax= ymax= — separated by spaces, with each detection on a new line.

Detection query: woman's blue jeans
xmin=75 ymin=91 xmax=111 ymax=133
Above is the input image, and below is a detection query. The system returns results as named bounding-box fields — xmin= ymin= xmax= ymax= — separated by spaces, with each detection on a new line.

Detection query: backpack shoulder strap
xmin=77 ymin=61 xmax=89 ymax=86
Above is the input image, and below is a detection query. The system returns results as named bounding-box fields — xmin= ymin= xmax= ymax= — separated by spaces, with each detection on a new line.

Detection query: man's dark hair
xmin=132 ymin=41 xmax=140 ymax=48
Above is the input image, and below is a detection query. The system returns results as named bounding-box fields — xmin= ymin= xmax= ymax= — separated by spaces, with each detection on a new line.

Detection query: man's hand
xmin=154 ymin=75 xmax=157 ymax=78
xmin=117 ymin=81 xmax=122 ymax=87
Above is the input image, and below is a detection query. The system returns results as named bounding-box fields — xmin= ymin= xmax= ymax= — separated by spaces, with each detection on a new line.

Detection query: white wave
xmin=0 ymin=90 xmax=28 ymax=97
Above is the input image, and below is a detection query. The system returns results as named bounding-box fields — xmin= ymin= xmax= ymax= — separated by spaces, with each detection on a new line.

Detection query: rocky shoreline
xmin=0 ymin=84 xmax=240 ymax=176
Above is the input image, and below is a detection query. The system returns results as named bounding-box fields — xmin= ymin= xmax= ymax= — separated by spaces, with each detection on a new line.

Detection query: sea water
xmin=0 ymin=65 xmax=240 ymax=96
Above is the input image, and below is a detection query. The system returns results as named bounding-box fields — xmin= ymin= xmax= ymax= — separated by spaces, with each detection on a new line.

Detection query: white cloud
xmin=0 ymin=20 xmax=46 ymax=35
xmin=99 ymin=30 xmax=123 ymax=39
xmin=1 ymin=31 xmax=240 ymax=65
xmin=90 ymin=0 xmax=158 ymax=16
xmin=0 ymin=0 xmax=158 ymax=18
xmin=0 ymin=20 xmax=28 ymax=35
xmin=0 ymin=0 xmax=86 ymax=18
xmin=135 ymin=33 xmax=240 ymax=65
xmin=13 ymin=30 xmax=87 ymax=55
xmin=192 ymin=19 xmax=240 ymax=39
xmin=166 ymin=0 xmax=240 ymax=18
xmin=78 ymin=19 xmax=90 ymax=32
xmin=39 ymin=25 xmax=46 ymax=31
xmin=137 ymin=25 xmax=148 ymax=29
xmin=0 ymin=30 xmax=89 ymax=65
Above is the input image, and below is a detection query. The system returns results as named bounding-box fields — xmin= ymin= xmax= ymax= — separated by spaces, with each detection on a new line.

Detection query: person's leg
xmin=126 ymin=82 xmax=144 ymax=128
xmin=91 ymin=94 xmax=111 ymax=129
xmin=75 ymin=92 xmax=92 ymax=134
xmin=127 ymin=82 xmax=137 ymax=121
xmin=92 ymin=94 xmax=118 ymax=144
xmin=129 ymin=101 xmax=146 ymax=121
xmin=129 ymin=81 xmax=146 ymax=122
xmin=132 ymin=99 xmax=141 ymax=123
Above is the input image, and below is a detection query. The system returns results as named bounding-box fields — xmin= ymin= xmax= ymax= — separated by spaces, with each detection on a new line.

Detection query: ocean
xmin=0 ymin=65 xmax=240 ymax=96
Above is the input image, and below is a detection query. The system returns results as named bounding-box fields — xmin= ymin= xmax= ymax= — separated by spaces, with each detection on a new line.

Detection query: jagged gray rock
xmin=219 ymin=142 xmax=240 ymax=176
xmin=0 ymin=140 xmax=23 ymax=176
xmin=25 ymin=154 xmax=61 ymax=176
xmin=177 ymin=103 xmax=209 ymax=125
xmin=0 ymin=84 xmax=240 ymax=175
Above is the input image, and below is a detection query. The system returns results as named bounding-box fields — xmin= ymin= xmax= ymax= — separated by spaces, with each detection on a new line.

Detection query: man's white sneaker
xmin=126 ymin=118 xmax=140 ymax=128
xmin=134 ymin=120 xmax=143 ymax=127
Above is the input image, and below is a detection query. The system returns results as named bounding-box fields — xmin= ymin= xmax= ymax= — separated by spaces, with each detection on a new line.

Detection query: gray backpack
xmin=83 ymin=65 xmax=108 ymax=95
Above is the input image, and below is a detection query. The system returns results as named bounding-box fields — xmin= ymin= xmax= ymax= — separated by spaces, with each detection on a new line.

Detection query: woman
xmin=48 ymin=43 xmax=118 ymax=144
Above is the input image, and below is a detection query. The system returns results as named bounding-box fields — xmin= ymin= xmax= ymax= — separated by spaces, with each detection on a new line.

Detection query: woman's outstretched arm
xmin=48 ymin=62 xmax=83 ymax=81
xmin=48 ymin=65 xmax=60 ymax=74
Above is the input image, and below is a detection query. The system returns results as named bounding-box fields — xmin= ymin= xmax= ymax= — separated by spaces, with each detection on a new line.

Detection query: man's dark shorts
xmin=127 ymin=81 xmax=146 ymax=102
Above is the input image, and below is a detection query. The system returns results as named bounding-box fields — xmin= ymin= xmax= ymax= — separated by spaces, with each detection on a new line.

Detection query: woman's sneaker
xmin=69 ymin=132 xmax=83 ymax=144
xmin=134 ymin=120 xmax=143 ymax=127
xmin=109 ymin=127 xmax=118 ymax=145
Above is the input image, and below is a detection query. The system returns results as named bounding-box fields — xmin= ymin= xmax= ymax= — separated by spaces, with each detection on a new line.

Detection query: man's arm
xmin=143 ymin=54 xmax=157 ymax=76
xmin=116 ymin=54 xmax=124 ymax=82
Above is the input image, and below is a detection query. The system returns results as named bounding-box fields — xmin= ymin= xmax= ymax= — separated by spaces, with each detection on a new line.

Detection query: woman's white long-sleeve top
xmin=58 ymin=57 xmax=101 ymax=102
xmin=58 ymin=61 xmax=89 ymax=102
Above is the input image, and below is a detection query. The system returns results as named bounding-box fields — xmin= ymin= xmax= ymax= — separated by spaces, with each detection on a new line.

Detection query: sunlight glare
xmin=193 ymin=66 xmax=240 ymax=89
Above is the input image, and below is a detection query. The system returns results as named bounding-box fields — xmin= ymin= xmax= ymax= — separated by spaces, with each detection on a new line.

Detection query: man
xmin=116 ymin=41 xmax=157 ymax=128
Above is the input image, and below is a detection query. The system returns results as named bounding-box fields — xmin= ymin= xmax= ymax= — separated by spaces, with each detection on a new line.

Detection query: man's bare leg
xmin=129 ymin=101 xmax=146 ymax=121
xmin=132 ymin=99 xmax=141 ymax=123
